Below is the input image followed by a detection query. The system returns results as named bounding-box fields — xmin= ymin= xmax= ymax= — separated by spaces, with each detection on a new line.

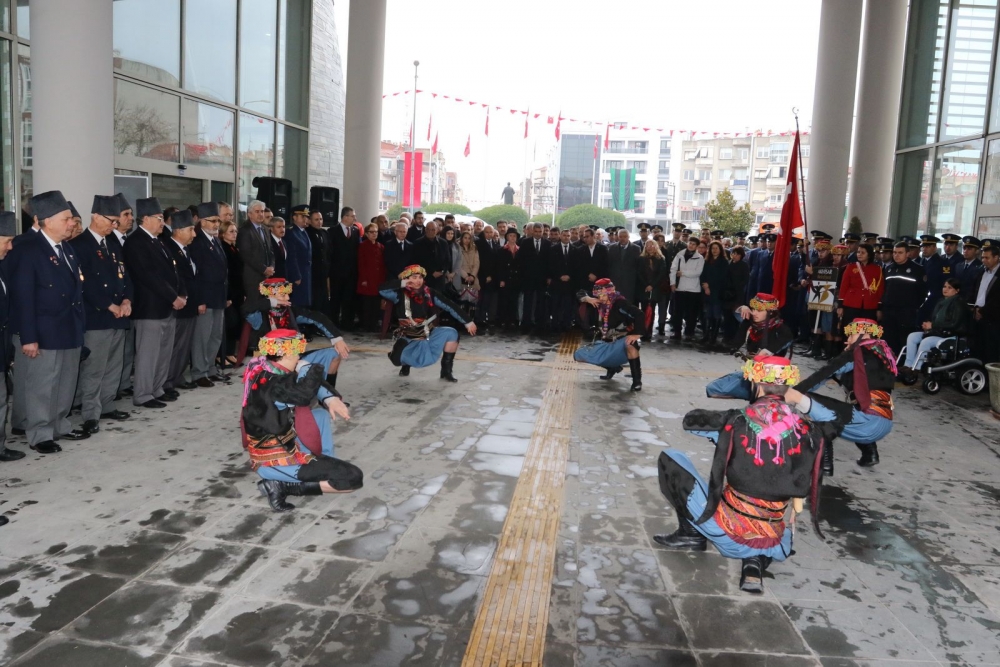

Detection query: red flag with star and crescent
xmin=464 ymin=134 xmax=471 ymax=157
xmin=771 ymin=130 xmax=804 ymax=307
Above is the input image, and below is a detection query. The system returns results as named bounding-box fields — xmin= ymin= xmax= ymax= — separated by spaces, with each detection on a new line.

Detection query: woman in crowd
xmin=697 ymin=240 xmax=708 ymax=258
xmin=722 ymin=246 xmax=750 ymax=341
xmin=899 ymin=277 xmax=967 ymax=382
xmin=497 ymin=228 xmax=522 ymax=329
xmin=670 ymin=237 xmax=705 ymax=341
xmin=838 ymin=242 xmax=883 ymax=326
xmin=455 ymin=231 xmax=481 ymax=310
xmin=220 ymin=219 xmax=244 ymax=367
xmin=699 ymin=240 xmax=729 ymax=347
xmin=637 ymin=240 xmax=666 ymax=342
xmin=357 ymin=222 xmax=386 ymax=332
xmin=441 ymin=225 xmax=458 ymax=289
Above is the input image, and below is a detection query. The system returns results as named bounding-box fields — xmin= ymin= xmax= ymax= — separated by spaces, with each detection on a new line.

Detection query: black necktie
xmin=99 ymin=238 xmax=108 ymax=254
xmin=563 ymin=244 xmax=568 ymax=257
xmin=55 ymin=243 xmax=72 ymax=272
xmin=535 ymin=240 xmax=540 ymax=252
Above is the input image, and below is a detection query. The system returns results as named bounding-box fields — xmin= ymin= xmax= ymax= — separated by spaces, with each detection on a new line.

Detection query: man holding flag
xmin=771 ymin=130 xmax=805 ymax=310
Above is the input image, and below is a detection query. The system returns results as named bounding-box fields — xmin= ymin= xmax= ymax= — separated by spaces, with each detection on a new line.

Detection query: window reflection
xmin=929 ymin=140 xmax=982 ymax=237
xmin=276 ymin=124 xmax=307 ymax=202
xmin=184 ymin=0 xmax=236 ymax=103
xmin=0 ymin=41 xmax=14 ymax=212
xmin=240 ymin=0 xmax=278 ymax=116
xmin=890 ymin=150 xmax=933 ymax=238
xmin=16 ymin=0 xmax=28 ymax=40
xmin=238 ymin=112 xmax=274 ymax=209
xmin=181 ymin=99 xmax=234 ymax=169
xmin=898 ymin=0 xmax=950 ymax=148
xmin=113 ymin=0 xmax=180 ymax=87
xmin=940 ymin=0 xmax=997 ymax=140
xmin=114 ymin=79 xmax=180 ymax=162
xmin=278 ymin=0 xmax=310 ymax=125
xmin=17 ymin=43 xmax=31 ymax=213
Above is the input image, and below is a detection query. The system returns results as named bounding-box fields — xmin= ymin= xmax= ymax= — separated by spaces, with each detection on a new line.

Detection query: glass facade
xmin=892 ymin=0 xmax=1000 ymax=238
xmin=558 ymin=134 xmax=599 ymax=212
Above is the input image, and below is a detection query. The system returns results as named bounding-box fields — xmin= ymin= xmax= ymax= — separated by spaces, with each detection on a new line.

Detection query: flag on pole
xmin=427 ymin=114 xmax=432 ymax=141
xmin=604 ymin=122 xmax=610 ymax=151
xmin=609 ymin=167 xmax=637 ymax=211
xmin=771 ymin=130 xmax=804 ymax=307
xmin=555 ymin=112 xmax=562 ymax=140
xmin=402 ymin=151 xmax=423 ymax=207
xmin=432 ymin=131 xmax=439 ymax=155
xmin=593 ymin=134 xmax=599 ymax=158
xmin=524 ymin=109 xmax=529 ymax=139
xmin=464 ymin=134 xmax=471 ymax=157
xmin=485 ymin=108 xmax=490 ymax=137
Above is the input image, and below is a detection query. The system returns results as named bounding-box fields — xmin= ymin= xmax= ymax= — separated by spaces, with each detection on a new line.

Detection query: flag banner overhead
xmin=402 ymin=151 xmax=423 ymax=207
xmin=609 ymin=167 xmax=637 ymax=211
xmin=771 ymin=130 xmax=804 ymax=308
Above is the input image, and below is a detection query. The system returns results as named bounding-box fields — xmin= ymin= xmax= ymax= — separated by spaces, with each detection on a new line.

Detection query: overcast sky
xmin=334 ymin=0 xmax=823 ymax=208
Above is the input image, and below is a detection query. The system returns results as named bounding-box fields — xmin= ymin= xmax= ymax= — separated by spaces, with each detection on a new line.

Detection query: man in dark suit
xmin=406 ymin=210 xmax=426 ymax=243
xmin=269 ymin=216 xmax=289 ymax=279
xmin=188 ymin=202 xmax=229 ymax=387
xmin=969 ymin=239 xmax=1000 ymax=365
xmin=9 ymin=190 xmax=89 ymax=453
xmin=475 ymin=225 xmax=502 ymax=327
xmin=307 ymin=210 xmax=331 ymax=313
xmin=123 ymin=198 xmax=186 ymax=409
xmin=0 ymin=212 xmax=23 ymax=471
xmin=163 ymin=213 xmax=200 ymax=392
xmin=548 ymin=228 xmax=576 ymax=332
xmin=413 ymin=220 xmax=450 ymax=290
xmin=329 ymin=206 xmax=360 ymax=328
xmin=518 ymin=222 xmax=552 ymax=330
xmin=286 ymin=205 xmax=313 ymax=307
xmin=384 ymin=221 xmax=415 ymax=280
xmin=70 ymin=195 xmax=133 ymax=435
xmin=236 ymin=199 xmax=275 ymax=309
xmin=608 ymin=228 xmax=642 ymax=304
xmin=572 ymin=227 xmax=610 ymax=292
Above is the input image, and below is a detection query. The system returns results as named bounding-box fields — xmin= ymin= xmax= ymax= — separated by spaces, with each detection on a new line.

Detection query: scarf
xmin=402 ymin=285 xmax=434 ymax=306
xmin=505 ymin=243 xmax=518 ymax=256
xmin=597 ymin=291 xmax=624 ymax=337
xmin=267 ymin=307 xmax=293 ymax=330
xmin=851 ymin=338 xmax=896 ymax=413
xmin=746 ymin=316 xmax=784 ymax=345
xmin=242 ymin=358 xmax=287 ymax=407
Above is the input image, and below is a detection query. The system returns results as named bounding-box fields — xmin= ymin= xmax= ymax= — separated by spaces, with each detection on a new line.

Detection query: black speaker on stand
xmin=252 ymin=176 xmax=292 ymax=218
xmin=309 ymin=186 xmax=340 ymax=228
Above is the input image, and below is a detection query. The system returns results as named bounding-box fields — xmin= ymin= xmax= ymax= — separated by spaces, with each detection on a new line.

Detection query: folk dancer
xmin=574 ymin=278 xmax=645 ymax=392
xmin=706 ymin=293 xmax=794 ymax=400
xmin=241 ymin=329 xmax=363 ymax=512
xmin=653 ymin=355 xmax=851 ymax=593
xmin=380 ymin=265 xmax=477 ymax=381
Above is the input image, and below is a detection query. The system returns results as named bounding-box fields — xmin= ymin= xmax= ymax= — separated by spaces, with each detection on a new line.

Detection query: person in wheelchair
xmin=899 ymin=277 xmax=967 ymax=384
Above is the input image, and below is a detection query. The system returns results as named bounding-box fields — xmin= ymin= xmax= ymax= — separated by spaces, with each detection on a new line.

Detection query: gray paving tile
xmin=699 ymin=653 xmax=822 ymax=666
xmin=10 ymin=637 xmax=164 ymax=667
xmin=143 ymin=540 xmax=272 ymax=590
xmin=239 ymin=551 xmax=375 ymax=609
xmin=302 ymin=613 xmax=458 ymax=667
xmin=678 ymin=595 xmax=808 ymax=655
xmin=885 ymin=600 xmax=1000 ymax=663
xmin=576 ymin=644 xmax=698 ymax=666
xmin=51 ymin=526 xmax=186 ymax=576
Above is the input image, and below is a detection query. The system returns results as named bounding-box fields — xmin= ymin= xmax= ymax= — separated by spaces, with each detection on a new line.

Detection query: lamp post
xmin=410 ymin=60 xmax=420 ymax=215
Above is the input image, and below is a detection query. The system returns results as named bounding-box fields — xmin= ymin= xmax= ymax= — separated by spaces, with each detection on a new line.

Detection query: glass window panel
xmin=898 ymin=0 xmax=950 ymax=148
xmin=1 ymin=2 xmax=9 ymax=32
xmin=278 ymin=0 xmax=310 ymax=125
xmin=889 ymin=149 xmax=933 ymax=237
xmin=980 ymin=138 xmax=1000 ymax=204
xmin=16 ymin=0 xmax=28 ymax=39
xmin=976 ymin=215 xmax=1000 ymax=236
xmin=276 ymin=124 xmax=307 ymax=204
xmin=113 ymin=79 xmax=180 ymax=162
xmin=211 ymin=181 xmax=233 ymax=207
xmin=238 ymin=112 xmax=274 ymax=211
xmin=112 ymin=0 xmax=180 ymax=87
xmin=0 ymin=41 xmax=13 ymax=213
xmin=929 ymin=139 xmax=982 ymax=237
xmin=17 ymin=44 xmax=31 ymax=213
xmin=184 ymin=0 xmax=236 ymax=104
xmin=239 ymin=0 xmax=278 ymax=116
xmin=151 ymin=173 xmax=203 ymax=211
xmin=181 ymin=98 xmax=234 ymax=169
xmin=940 ymin=0 xmax=997 ymax=139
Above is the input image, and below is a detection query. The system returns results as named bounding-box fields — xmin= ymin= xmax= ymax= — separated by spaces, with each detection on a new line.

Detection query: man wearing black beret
xmin=0 ymin=211 xmax=23 ymax=478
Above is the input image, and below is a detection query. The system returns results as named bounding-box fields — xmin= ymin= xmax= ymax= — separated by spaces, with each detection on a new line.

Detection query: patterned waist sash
xmin=246 ymin=427 xmax=313 ymax=470
xmin=714 ymin=485 xmax=788 ymax=549
xmin=853 ymin=389 xmax=893 ymax=420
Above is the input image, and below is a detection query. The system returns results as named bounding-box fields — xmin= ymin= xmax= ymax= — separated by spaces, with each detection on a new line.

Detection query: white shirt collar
xmin=40 ymin=229 xmax=61 ymax=251
xmin=172 ymin=238 xmax=187 ymax=252
xmin=140 ymin=226 xmax=158 ymax=240
xmin=113 ymin=229 xmax=125 ymax=243
xmin=271 ymin=233 xmax=282 ymax=243
xmin=89 ymin=228 xmax=106 ymax=246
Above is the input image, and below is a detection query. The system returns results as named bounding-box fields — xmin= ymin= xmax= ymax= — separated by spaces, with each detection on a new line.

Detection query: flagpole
xmin=410 ymin=61 xmax=419 ymax=215
xmin=793 ymin=107 xmax=809 ymax=239
xmin=552 ymin=134 xmax=561 ymax=226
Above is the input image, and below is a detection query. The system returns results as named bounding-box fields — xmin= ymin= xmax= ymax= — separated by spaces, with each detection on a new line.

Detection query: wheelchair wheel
xmin=900 ymin=372 xmax=919 ymax=386
xmin=922 ymin=376 xmax=941 ymax=394
xmin=958 ymin=367 xmax=987 ymax=395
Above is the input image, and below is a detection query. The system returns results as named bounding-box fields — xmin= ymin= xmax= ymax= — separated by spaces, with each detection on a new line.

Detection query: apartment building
xmin=378 ymin=141 xmax=457 ymax=212
xmin=594 ymin=128 xmax=675 ymax=226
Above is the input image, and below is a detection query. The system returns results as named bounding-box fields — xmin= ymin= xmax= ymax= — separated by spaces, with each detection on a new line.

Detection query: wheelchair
xmin=900 ymin=335 xmax=987 ymax=395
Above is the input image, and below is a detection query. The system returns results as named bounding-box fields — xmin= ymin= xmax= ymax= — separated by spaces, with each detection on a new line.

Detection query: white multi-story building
xmin=595 ymin=126 xmax=675 ymax=227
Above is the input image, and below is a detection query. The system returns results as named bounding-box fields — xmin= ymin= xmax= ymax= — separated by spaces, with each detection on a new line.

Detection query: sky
xmin=334 ymin=0 xmax=823 ymax=209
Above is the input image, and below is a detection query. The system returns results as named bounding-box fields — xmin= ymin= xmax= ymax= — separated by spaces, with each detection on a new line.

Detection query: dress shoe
xmin=195 ymin=378 xmax=215 ymax=388
xmin=179 ymin=381 xmax=199 ymax=390
xmin=11 ymin=428 xmax=25 ymax=436
xmin=60 ymin=429 xmax=91 ymax=441
xmin=856 ymin=442 xmax=880 ymax=467
xmin=30 ymin=441 xmax=62 ymax=454
xmin=119 ymin=387 xmax=134 ymax=397
xmin=81 ymin=419 xmax=100 ymax=435
xmin=740 ymin=556 xmax=765 ymax=594
xmin=140 ymin=399 xmax=166 ymax=409
xmin=0 ymin=516 xmax=8 ymax=526
xmin=209 ymin=374 xmax=231 ymax=383
xmin=162 ymin=389 xmax=180 ymax=399
xmin=0 ymin=448 xmax=26 ymax=462
xmin=157 ymin=393 xmax=177 ymax=402
xmin=101 ymin=410 xmax=130 ymax=421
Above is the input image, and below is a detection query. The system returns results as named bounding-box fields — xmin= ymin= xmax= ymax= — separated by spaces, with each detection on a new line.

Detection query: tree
xmin=386 ymin=203 xmax=405 ymax=221
xmin=554 ymin=204 xmax=628 ymax=230
xmin=421 ymin=203 xmax=473 ymax=216
xmin=472 ymin=204 xmax=529 ymax=226
xmin=114 ymin=99 xmax=172 ymax=158
xmin=847 ymin=216 xmax=863 ymax=235
xmin=704 ymin=188 xmax=755 ymax=236
xmin=531 ymin=212 xmax=560 ymax=224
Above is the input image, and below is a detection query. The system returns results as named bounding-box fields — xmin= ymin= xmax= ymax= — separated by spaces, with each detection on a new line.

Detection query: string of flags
xmin=386 ymin=89 xmax=810 ymax=144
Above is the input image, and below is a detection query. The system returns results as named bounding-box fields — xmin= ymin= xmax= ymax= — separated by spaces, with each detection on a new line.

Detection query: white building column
xmin=805 ymin=0 xmax=863 ymax=238
xmin=846 ymin=0 xmax=908 ymax=234
xmin=341 ymin=0 xmax=387 ymax=215
xmin=31 ymin=0 xmax=114 ymax=210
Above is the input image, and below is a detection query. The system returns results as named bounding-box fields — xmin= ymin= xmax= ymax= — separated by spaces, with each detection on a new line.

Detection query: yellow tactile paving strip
xmin=460 ymin=332 xmax=581 ymax=667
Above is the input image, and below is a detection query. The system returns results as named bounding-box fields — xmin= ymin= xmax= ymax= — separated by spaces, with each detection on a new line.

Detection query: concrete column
xmin=31 ymin=0 xmax=114 ymax=209
xmin=846 ymin=0 xmax=908 ymax=235
xmin=805 ymin=0 xmax=863 ymax=238
xmin=341 ymin=0 xmax=387 ymax=215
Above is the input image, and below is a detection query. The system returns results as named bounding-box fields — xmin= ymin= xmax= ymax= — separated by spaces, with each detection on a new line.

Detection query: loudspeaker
xmin=309 ymin=186 xmax=340 ymax=227
xmin=252 ymin=176 xmax=292 ymax=218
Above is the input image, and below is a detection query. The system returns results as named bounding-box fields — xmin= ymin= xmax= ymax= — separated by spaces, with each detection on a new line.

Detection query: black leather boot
xmin=822 ymin=441 xmax=834 ymax=477
xmin=801 ymin=336 xmax=822 ymax=358
xmin=600 ymin=365 xmax=623 ymax=380
xmin=399 ymin=365 xmax=410 ymax=377
xmin=440 ymin=352 xmax=458 ymax=382
xmin=285 ymin=481 xmax=323 ymax=496
xmin=856 ymin=442 xmax=880 ymax=467
xmin=628 ymin=357 xmax=642 ymax=392
xmin=653 ymin=515 xmax=707 ymax=551
xmin=740 ymin=556 xmax=765 ymax=594
xmin=257 ymin=479 xmax=296 ymax=512
xmin=326 ymin=372 xmax=338 ymax=389
xmin=818 ymin=339 xmax=834 ymax=360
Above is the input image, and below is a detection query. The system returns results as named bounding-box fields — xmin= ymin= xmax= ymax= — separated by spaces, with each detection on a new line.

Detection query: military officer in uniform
xmin=918 ymin=234 xmax=947 ymax=322
xmin=286 ymin=205 xmax=313 ymax=307
xmin=942 ymin=233 xmax=963 ymax=270
xmin=954 ymin=236 xmax=984 ymax=297
xmin=188 ymin=202 xmax=230 ymax=387
xmin=10 ymin=191 xmax=89 ymax=453
xmin=633 ymin=222 xmax=652 ymax=250
xmin=880 ymin=241 xmax=927 ymax=356
xmin=163 ymin=212 xmax=200 ymax=392
xmin=306 ymin=210 xmax=331 ymax=314
xmin=902 ymin=236 xmax=921 ymax=264
xmin=0 ymin=211 xmax=23 ymax=472
xmin=71 ymin=195 xmax=133 ymax=435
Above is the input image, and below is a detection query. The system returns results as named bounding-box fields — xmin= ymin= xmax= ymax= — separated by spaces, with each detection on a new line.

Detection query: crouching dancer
xmin=574 ymin=278 xmax=645 ymax=391
xmin=380 ymin=265 xmax=477 ymax=381
xmin=653 ymin=355 xmax=850 ymax=593
xmin=242 ymin=329 xmax=363 ymax=512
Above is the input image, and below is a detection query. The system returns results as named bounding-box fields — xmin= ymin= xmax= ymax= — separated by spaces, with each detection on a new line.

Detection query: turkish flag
xmin=593 ymin=134 xmax=599 ymax=158
xmin=464 ymin=134 xmax=471 ymax=157
xmin=555 ymin=112 xmax=561 ymax=140
xmin=427 ymin=114 xmax=432 ymax=141
xmin=771 ymin=131 xmax=804 ymax=307
xmin=402 ymin=151 xmax=423 ymax=207
xmin=524 ymin=109 xmax=529 ymax=139
xmin=604 ymin=122 xmax=610 ymax=150
xmin=432 ymin=131 xmax=438 ymax=155
xmin=485 ymin=108 xmax=489 ymax=137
